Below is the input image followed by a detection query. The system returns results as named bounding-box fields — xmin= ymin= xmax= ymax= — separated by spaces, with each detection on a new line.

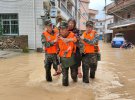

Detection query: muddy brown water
xmin=0 ymin=42 xmax=135 ymax=100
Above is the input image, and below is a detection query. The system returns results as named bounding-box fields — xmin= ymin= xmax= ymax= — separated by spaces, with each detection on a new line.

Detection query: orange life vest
xmin=58 ymin=32 xmax=77 ymax=58
xmin=83 ymin=30 xmax=99 ymax=53
xmin=53 ymin=27 xmax=59 ymax=33
xmin=42 ymin=30 xmax=58 ymax=54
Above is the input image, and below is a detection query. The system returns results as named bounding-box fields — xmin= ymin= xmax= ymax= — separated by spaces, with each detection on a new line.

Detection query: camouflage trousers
xmin=44 ymin=53 xmax=59 ymax=81
xmin=82 ymin=53 xmax=98 ymax=83
xmin=62 ymin=64 xmax=78 ymax=86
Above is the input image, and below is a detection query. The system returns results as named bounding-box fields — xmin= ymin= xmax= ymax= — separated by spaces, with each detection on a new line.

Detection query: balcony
xmin=107 ymin=0 xmax=135 ymax=14
xmin=89 ymin=9 xmax=98 ymax=15
xmin=108 ymin=18 xmax=135 ymax=29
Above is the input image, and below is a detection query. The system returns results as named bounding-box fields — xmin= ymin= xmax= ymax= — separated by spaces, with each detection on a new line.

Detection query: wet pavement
xmin=0 ymin=42 xmax=135 ymax=100
xmin=0 ymin=49 xmax=22 ymax=59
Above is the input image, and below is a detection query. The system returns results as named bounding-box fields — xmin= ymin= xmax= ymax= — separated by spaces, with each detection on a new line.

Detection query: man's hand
xmin=59 ymin=37 xmax=69 ymax=43
xmin=53 ymin=37 xmax=58 ymax=43
xmin=80 ymin=35 xmax=84 ymax=40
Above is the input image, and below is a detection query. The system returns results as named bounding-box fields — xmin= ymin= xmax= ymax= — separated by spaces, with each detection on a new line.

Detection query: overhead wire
xmin=62 ymin=0 xmax=88 ymax=21
xmin=78 ymin=0 xmax=89 ymax=20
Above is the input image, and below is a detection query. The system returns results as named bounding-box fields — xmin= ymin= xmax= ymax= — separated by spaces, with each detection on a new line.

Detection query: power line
xmin=106 ymin=1 xmax=132 ymax=21
xmin=79 ymin=0 xmax=89 ymax=20
xmin=63 ymin=0 xmax=87 ymax=21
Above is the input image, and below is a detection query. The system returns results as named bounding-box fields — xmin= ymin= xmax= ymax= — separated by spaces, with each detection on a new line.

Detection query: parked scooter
xmin=120 ymin=41 xmax=134 ymax=49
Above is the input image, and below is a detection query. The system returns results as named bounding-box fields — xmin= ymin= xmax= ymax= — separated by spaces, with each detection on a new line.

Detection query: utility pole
xmin=50 ymin=0 xmax=57 ymax=26
xmin=104 ymin=0 xmax=107 ymax=42
xmin=0 ymin=19 xmax=3 ymax=35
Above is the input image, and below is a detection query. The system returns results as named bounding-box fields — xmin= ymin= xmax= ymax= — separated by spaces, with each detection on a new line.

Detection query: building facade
xmin=95 ymin=16 xmax=113 ymax=42
xmin=0 ymin=0 xmax=78 ymax=49
xmin=79 ymin=0 xmax=89 ymax=31
xmin=107 ymin=0 xmax=135 ymax=44
xmin=79 ymin=0 xmax=98 ymax=31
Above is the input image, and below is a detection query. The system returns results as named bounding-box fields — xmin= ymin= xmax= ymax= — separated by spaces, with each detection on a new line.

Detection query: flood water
xmin=0 ymin=42 xmax=135 ymax=100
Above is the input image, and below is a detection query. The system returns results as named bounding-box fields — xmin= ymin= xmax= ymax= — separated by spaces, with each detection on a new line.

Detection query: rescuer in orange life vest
xmin=57 ymin=21 xmax=78 ymax=86
xmin=41 ymin=19 xmax=61 ymax=82
xmin=80 ymin=20 xmax=100 ymax=83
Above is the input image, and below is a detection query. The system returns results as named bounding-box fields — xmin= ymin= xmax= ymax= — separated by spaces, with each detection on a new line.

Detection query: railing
xmin=89 ymin=9 xmax=98 ymax=15
xmin=107 ymin=0 xmax=135 ymax=14
xmin=108 ymin=18 xmax=135 ymax=29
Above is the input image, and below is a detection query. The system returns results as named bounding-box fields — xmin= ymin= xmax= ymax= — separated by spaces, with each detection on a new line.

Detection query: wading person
xmin=58 ymin=21 xmax=77 ymax=86
xmin=41 ymin=19 xmax=61 ymax=82
xmin=80 ymin=20 xmax=100 ymax=83
xmin=67 ymin=18 xmax=82 ymax=78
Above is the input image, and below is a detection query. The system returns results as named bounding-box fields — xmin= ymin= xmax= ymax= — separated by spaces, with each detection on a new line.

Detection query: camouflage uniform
xmin=60 ymin=54 xmax=77 ymax=86
xmin=59 ymin=21 xmax=78 ymax=86
xmin=82 ymin=53 xmax=97 ymax=83
xmin=72 ymin=28 xmax=82 ymax=68
xmin=41 ymin=19 xmax=59 ymax=82
xmin=44 ymin=53 xmax=59 ymax=81
xmin=81 ymin=21 xmax=99 ymax=83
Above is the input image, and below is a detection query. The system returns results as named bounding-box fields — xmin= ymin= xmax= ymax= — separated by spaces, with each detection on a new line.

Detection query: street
xmin=0 ymin=42 xmax=135 ymax=100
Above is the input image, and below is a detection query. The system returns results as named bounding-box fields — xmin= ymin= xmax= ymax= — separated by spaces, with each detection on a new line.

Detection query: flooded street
xmin=0 ymin=42 xmax=135 ymax=100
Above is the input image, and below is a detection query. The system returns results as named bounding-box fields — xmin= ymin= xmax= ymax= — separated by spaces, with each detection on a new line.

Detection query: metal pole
xmin=104 ymin=0 xmax=107 ymax=42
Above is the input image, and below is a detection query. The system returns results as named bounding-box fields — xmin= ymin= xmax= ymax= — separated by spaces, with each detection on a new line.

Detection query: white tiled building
xmin=95 ymin=16 xmax=113 ymax=42
xmin=0 ymin=0 xmax=77 ymax=49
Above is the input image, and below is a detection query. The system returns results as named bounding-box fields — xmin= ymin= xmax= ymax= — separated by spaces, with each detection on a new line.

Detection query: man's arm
xmin=41 ymin=34 xmax=55 ymax=48
xmin=59 ymin=33 xmax=77 ymax=43
xmin=83 ymin=34 xmax=99 ymax=45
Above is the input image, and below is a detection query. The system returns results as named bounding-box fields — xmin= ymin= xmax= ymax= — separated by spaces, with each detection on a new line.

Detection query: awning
xmin=110 ymin=22 xmax=135 ymax=29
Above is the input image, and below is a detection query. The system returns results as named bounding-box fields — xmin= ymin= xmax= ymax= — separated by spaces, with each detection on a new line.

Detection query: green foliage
xmin=22 ymin=47 xmax=29 ymax=53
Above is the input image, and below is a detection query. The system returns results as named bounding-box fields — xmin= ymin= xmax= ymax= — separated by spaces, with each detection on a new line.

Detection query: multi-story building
xmin=79 ymin=0 xmax=89 ymax=31
xmin=88 ymin=9 xmax=98 ymax=20
xmin=107 ymin=0 xmax=135 ymax=44
xmin=95 ymin=16 xmax=113 ymax=41
xmin=95 ymin=19 xmax=105 ymax=35
xmin=0 ymin=0 xmax=78 ymax=49
xmin=79 ymin=0 xmax=98 ymax=31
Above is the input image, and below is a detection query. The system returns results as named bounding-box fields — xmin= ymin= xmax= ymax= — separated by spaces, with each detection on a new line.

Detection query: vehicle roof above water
xmin=112 ymin=37 xmax=125 ymax=41
xmin=115 ymin=33 xmax=124 ymax=36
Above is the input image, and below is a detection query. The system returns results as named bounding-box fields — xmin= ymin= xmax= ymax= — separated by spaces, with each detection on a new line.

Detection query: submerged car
xmin=111 ymin=33 xmax=125 ymax=48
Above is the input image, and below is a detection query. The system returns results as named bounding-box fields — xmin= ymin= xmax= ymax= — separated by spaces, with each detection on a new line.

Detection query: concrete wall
xmin=113 ymin=25 xmax=135 ymax=44
xmin=80 ymin=1 xmax=89 ymax=31
xmin=124 ymin=30 xmax=135 ymax=44
xmin=0 ymin=0 xmax=44 ymax=49
xmin=0 ymin=35 xmax=28 ymax=49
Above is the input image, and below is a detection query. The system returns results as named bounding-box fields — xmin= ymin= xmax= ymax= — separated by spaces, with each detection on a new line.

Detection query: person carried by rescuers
xmin=57 ymin=21 xmax=78 ymax=86
xmin=41 ymin=19 xmax=61 ymax=82
xmin=67 ymin=18 xmax=83 ymax=78
xmin=80 ymin=20 xmax=100 ymax=83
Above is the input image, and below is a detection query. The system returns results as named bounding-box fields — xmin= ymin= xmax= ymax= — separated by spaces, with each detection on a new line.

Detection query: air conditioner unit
xmin=50 ymin=7 xmax=57 ymax=17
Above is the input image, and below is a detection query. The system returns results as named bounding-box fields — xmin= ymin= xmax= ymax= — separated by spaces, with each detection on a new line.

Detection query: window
xmin=0 ymin=14 xmax=19 ymax=35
